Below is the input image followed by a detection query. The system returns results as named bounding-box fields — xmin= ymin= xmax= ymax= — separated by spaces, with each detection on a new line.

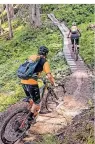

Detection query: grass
xmin=36 ymin=134 xmax=60 ymax=144
xmin=79 ymin=23 xmax=94 ymax=68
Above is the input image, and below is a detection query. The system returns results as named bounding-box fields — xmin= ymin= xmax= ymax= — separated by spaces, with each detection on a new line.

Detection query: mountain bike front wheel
xmin=45 ymin=87 xmax=59 ymax=112
xmin=74 ymin=39 xmax=78 ymax=61
xmin=75 ymin=45 xmax=78 ymax=61
xmin=1 ymin=108 xmax=29 ymax=144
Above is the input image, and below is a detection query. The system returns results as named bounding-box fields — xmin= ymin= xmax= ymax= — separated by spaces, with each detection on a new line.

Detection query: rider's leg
xmin=22 ymin=84 xmax=32 ymax=102
xmin=71 ymin=38 xmax=74 ymax=51
xmin=27 ymin=85 xmax=40 ymax=120
xmin=22 ymin=84 xmax=34 ymax=112
xmin=31 ymin=103 xmax=40 ymax=117
xmin=76 ymin=38 xmax=79 ymax=51
xmin=27 ymin=103 xmax=40 ymax=129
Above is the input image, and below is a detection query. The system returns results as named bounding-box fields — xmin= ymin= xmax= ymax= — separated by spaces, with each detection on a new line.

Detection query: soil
xmin=57 ymin=106 xmax=94 ymax=144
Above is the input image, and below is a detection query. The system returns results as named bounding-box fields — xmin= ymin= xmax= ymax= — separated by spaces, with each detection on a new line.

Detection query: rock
xmin=56 ymin=73 xmax=61 ymax=78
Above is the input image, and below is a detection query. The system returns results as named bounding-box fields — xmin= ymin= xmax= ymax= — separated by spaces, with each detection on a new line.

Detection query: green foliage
xmin=41 ymin=5 xmax=58 ymax=14
xmin=0 ymin=9 xmax=7 ymax=22
xmin=79 ymin=23 xmax=94 ymax=68
xmin=50 ymin=54 xmax=69 ymax=73
xmin=54 ymin=5 xmax=94 ymax=26
xmin=0 ymin=86 xmax=24 ymax=111
xmin=42 ymin=5 xmax=94 ymax=26
xmin=0 ymin=5 xmax=19 ymax=23
xmin=37 ymin=134 xmax=60 ymax=144
xmin=0 ymin=16 xmax=64 ymax=111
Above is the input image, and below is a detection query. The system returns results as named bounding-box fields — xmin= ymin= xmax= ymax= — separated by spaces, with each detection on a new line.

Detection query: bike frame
xmin=19 ymin=79 xmax=47 ymax=130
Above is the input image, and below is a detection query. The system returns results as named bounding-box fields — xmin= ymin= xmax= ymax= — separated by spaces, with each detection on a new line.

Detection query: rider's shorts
xmin=71 ymin=33 xmax=79 ymax=45
xmin=22 ymin=84 xmax=40 ymax=104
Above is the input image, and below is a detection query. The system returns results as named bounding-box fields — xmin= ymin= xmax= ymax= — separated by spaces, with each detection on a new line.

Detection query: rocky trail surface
xmin=0 ymin=14 xmax=94 ymax=144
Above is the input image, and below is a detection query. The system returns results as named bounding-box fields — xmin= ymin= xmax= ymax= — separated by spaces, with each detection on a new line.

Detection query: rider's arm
xmin=43 ymin=61 xmax=55 ymax=85
xmin=46 ymin=73 xmax=55 ymax=85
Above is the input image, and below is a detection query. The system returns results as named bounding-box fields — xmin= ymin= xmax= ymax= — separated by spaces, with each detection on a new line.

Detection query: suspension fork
xmin=47 ymin=87 xmax=58 ymax=100
xmin=41 ymin=85 xmax=46 ymax=98
xmin=19 ymin=100 xmax=33 ymax=129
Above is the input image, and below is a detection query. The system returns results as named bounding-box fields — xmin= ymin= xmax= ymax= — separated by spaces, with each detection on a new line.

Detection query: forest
xmin=0 ymin=4 xmax=94 ymax=144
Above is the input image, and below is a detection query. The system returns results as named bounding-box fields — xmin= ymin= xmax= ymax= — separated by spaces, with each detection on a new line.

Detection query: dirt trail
xmin=18 ymin=71 xmax=93 ymax=144
xmin=17 ymin=15 xmax=93 ymax=144
xmin=0 ymin=14 xmax=94 ymax=144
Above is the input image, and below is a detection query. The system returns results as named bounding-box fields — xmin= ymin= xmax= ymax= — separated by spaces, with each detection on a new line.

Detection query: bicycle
xmin=0 ymin=78 xmax=66 ymax=144
xmin=67 ymin=36 xmax=79 ymax=61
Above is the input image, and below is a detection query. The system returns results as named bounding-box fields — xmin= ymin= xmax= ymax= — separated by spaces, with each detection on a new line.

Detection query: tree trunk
xmin=0 ymin=19 xmax=1 ymax=35
xmin=0 ymin=18 xmax=4 ymax=35
xmin=29 ymin=4 xmax=35 ymax=25
xmin=9 ymin=4 xmax=14 ymax=18
xmin=29 ymin=4 xmax=41 ymax=28
xmin=35 ymin=4 xmax=41 ymax=27
xmin=6 ymin=4 xmax=13 ymax=38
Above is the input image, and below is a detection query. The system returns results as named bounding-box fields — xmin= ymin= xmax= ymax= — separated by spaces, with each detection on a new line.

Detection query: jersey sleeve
xmin=43 ymin=61 xmax=51 ymax=74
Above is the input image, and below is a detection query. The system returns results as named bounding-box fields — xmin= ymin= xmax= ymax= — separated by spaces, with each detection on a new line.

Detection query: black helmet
xmin=38 ymin=46 xmax=49 ymax=56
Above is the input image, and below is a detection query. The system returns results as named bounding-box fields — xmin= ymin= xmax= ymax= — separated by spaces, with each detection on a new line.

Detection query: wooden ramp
xmin=48 ymin=13 xmax=88 ymax=73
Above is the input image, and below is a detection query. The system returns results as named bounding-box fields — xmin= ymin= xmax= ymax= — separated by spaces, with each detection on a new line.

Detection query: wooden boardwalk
xmin=48 ymin=13 xmax=88 ymax=73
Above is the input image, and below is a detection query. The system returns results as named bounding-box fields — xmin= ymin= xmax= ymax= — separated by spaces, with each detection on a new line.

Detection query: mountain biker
xmin=68 ymin=22 xmax=81 ymax=51
xmin=21 ymin=46 xmax=55 ymax=125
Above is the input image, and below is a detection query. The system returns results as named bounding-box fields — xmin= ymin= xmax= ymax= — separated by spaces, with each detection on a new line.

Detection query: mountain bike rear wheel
xmin=1 ymin=108 xmax=29 ymax=144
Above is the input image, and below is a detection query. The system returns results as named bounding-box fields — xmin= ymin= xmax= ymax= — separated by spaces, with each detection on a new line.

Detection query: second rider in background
xmin=68 ymin=22 xmax=81 ymax=52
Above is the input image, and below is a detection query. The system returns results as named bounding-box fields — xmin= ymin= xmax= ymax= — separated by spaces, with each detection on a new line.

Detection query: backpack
xmin=17 ymin=58 xmax=40 ymax=80
xmin=71 ymin=26 xmax=78 ymax=34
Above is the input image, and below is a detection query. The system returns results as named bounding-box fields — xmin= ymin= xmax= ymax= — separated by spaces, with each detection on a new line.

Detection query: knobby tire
xmin=1 ymin=108 xmax=29 ymax=144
